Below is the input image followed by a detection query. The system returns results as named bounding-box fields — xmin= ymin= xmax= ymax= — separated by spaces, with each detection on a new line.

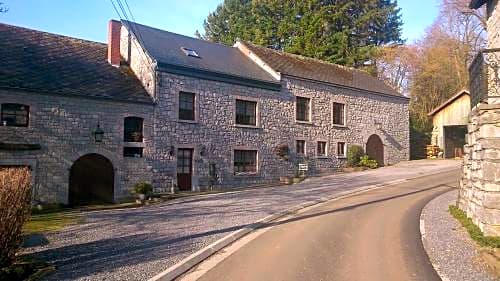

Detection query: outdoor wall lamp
xmin=374 ymin=121 xmax=382 ymax=131
xmin=93 ymin=123 xmax=104 ymax=143
xmin=168 ymin=145 xmax=175 ymax=157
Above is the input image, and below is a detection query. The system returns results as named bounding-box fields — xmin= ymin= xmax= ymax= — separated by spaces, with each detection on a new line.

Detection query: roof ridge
xmin=121 ymin=20 xmax=234 ymax=50
xmin=243 ymin=41 xmax=371 ymax=76
xmin=0 ymin=22 xmax=106 ymax=46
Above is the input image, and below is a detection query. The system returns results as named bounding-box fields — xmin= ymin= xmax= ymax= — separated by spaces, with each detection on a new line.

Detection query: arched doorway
xmin=366 ymin=134 xmax=384 ymax=167
xmin=69 ymin=153 xmax=114 ymax=205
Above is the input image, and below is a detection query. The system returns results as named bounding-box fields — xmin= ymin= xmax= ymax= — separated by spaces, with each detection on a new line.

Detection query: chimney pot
xmin=108 ymin=20 xmax=122 ymax=67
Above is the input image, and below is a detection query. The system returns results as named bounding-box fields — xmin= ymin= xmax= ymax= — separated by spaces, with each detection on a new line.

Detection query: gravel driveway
xmin=25 ymin=159 xmax=459 ymax=281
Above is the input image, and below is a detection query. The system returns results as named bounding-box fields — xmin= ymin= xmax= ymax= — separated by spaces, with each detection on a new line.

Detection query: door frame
xmin=176 ymin=145 xmax=197 ymax=191
xmin=366 ymin=134 xmax=385 ymax=167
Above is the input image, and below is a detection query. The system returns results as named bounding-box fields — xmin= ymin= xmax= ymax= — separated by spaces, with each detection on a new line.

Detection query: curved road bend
xmin=195 ymin=170 xmax=460 ymax=281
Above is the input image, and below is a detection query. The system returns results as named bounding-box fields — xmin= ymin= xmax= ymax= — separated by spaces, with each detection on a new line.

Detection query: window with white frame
xmin=234 ymin=150 xmax=257 ymax=174
xmin=337 ymin=142 xmax=346 ymax=157
xmin=296 ymin=96 xmax=311 ymax=122
xmin=236 ymin=99 xmax=257 ymax=126
xmin=332 ymin=102 xmax=345 ymax=125
xmin=1 ymin=103 xmax=29 ymax=127
xmin=317 ymin=141 xmax=327 ymax=156
xmin=296 ymin=140 xmax=306 ymax=155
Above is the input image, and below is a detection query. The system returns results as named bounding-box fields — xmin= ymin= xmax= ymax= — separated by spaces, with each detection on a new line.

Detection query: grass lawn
xmin=24 ymin=212 xmax=84 ymax=235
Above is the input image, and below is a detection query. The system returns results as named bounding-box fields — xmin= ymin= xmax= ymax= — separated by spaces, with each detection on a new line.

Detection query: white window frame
xmin=316 ymin=140 xmax=328 ymax=158
xmin=176 ymin=91 xmax=199 ymax=124
xmin=332 ymin=101 xmax=347 ymax=127
xmin=295 ymin=95 xmax=313 ymax=124
xmin=232 ymin=146 xmax=259 ymax=176
xmin=233 ymin=96 xmax=260 ymax=128
xmin=295 ymin=139 xmax=307 ymax=155
xmin=337 ymin=142 xmax=347 ymax=158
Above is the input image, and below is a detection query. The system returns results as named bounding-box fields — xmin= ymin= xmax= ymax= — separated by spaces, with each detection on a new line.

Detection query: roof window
xmin=181 ymin=47 xmax=200 ymax=58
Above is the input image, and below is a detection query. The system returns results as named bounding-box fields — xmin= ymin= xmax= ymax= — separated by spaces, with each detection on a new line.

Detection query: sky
xmin=0 ymin=0 xmax=441 ymax=44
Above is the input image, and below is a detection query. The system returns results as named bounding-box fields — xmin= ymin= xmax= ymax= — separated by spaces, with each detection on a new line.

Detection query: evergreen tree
xmin=203 ymin=0 xmax=403 ymax=68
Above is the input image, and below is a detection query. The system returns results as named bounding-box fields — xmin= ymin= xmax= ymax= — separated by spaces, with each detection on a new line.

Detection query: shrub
xmin=359 ymin=155 xmax=378 ymax=169
xmin=132 ymin=182 xmax=153 ymax=196
xmin=347 ymin=145 xmax=364 ymax=166
xmin=449 ymin=205 xmax=500 ymax=248
xmin=0 ymin=167 xmax=32 ymax=267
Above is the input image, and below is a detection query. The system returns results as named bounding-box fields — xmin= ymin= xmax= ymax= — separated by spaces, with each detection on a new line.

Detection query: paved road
xmin=197 ymin=170 xmax=460 ymax=281
xmin=25 ymin=160 xmax=459 ymax=281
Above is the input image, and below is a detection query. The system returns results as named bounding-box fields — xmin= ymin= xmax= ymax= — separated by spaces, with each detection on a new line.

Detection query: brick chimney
xmin=108 ymin=20 xmax=121 ymax=67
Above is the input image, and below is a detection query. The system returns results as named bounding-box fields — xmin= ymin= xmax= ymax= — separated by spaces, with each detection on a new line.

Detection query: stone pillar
xmin=459 ymin=103 xmax=500 ymax=236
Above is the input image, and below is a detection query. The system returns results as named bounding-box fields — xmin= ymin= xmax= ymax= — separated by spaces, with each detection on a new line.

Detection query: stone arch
xmin=366 ymin=134 xmax=384 ymax=167
xmin=68 ymin=153 xmax=115 ymax=205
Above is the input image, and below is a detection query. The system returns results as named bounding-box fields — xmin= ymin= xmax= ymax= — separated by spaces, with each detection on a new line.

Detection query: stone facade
xmin=0 ymin=89 xmax=154 ymax=204
xmin=147 ymin=72 xmax=409 ymax=192
xmin=0 ymin=21 xmax=410 ymax=204
xmin=459 ymin=0 xmax=500 ymax=236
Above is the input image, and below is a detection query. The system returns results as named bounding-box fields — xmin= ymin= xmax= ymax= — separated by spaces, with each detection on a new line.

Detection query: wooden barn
xmin=428 ymin=90 xmax=471 ymax=158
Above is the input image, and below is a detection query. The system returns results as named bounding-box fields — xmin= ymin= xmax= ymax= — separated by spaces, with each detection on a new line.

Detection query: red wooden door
xmin=177 ymin=148 xmax=193 ymax=191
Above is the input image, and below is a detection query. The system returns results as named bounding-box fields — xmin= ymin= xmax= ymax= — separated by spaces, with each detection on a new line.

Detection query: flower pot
xmin=280 ymin=176 xmax=292 ymax=185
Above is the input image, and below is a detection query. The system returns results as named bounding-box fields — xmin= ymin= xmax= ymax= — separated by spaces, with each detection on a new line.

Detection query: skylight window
xmin=181 ymin=47 xmax=200 ymax=58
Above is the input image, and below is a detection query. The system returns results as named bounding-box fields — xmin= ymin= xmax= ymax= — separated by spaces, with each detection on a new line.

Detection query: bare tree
xmin=0 ymin=2 xmax=8 ymax=13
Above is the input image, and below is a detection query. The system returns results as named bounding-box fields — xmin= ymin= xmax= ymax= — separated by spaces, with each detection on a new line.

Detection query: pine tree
xmin=202 ymin=0 xmax=403 ymax=68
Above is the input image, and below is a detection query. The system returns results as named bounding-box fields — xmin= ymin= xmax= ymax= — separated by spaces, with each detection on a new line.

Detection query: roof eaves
xmin=428 ymin=90 xmax=470 ymax=116
xmin=283 ymin=74 xmax=409 ymax=101
xmin=156 ymin=62 xmax=281 ymax=91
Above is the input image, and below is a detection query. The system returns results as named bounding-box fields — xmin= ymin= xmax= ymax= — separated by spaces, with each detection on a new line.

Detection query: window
xmin=180 ymin=47 xmax=200 ymax=58
xmin=337 ymin=142 xmax=346 ymax=157
xmin=123 ymin=147 xmax=143 ymax=158
xmin=1 ymin=103 xmax=29 ymax=127
xmin=296 ymin=140 xmax=306 ymax=155
xmin=236 ymin=99 xmax=257 ymax=126
xmin=296 ymin=97 xmax=311 ymax=122
xmin=179 ymin=92 xmax=195 ymax=121
xmin=332 ymin=102 xmax=345 ymax=125
xmin=234 ymin=150 xmax=257 ymax=174
xmin=317 ymin=141 xmax=327 ymax=157
xmin=124 ymin=117 xmax=143 ymax=142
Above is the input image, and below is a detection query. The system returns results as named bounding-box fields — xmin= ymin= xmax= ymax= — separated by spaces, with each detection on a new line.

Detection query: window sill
xmin=123 ymin=142 xmax=145 ymax=147
xmin=316 ymin=156 xmax=329 ymax=159
xmin=337 ymin=156 xmax=347 ymax=159
xmin=332 ymin=124 xmax=347 ymax=128
xmin=295 ymin=120 xmax=313 ymax=125
xmin=177 ymin=119 xmax=198 ymax=124
xmin=235 ymin=124 xmax=260 ymax=129
xmin=234 ymin=172 xmax=259 ymax=177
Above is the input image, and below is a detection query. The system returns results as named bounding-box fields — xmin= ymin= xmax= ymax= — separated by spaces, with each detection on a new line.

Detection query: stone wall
xmin=0 ymin=89 xmax=154 ymax=204
xmin=150 ymin=72 xmax=409 ymax=192
xmin=459 ymin=104 xmax=500 ymax=236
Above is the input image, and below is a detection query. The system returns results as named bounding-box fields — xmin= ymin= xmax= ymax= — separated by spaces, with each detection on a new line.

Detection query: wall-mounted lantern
xmin=168 ymin=145 xmax=175 ymax=157
xmin=200 ymin=145 xmax=207 ymax=157
xmin=94 ymin=123 xmax=104 ymax=143
xmin=374 ymin=121 xmax=382 ymax=131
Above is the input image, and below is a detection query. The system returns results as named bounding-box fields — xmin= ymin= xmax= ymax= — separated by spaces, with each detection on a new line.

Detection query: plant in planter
xmin=359 ymin=155 xmax=378 ymax=169
xmin=275 ymin=144 xmax=290 ymax=161
xmin=132 ymin=182 xmax=153 ymax=202
xmin=130 ymin=132 xmax=143 ymax=142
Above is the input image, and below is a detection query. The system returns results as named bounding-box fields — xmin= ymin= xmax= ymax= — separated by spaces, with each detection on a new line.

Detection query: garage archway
xmin=68 ymin=153 xmax=114 ymax=206
xmin=366 ymin=134 xmax=384 ymax=167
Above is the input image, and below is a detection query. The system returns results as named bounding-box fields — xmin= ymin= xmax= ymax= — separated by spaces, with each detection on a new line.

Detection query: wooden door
xmin=366 ymin=134 xmax=384 ymax=167
xmin=177 ymin=148 xmax=193 ymax=191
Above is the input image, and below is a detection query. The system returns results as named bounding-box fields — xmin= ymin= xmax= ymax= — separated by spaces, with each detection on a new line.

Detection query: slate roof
xmin=121 ymin=21 xmax=280 ymax=90
xmin=428 ymin=90 xmax=470 ymax=116
xmin=0 ymin=23 xmax=152 ymax=104
xmin=242 ymin=42 xmax=403 ymax=98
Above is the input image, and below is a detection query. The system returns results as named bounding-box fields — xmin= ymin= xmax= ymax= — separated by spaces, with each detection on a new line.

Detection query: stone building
xmin=428 ymin=90 xmax=470 ymax=158
xmin=0 ymin=20 xmax=409 ymax=205
xmin=458 ymin=0 xmax=500 ymax=236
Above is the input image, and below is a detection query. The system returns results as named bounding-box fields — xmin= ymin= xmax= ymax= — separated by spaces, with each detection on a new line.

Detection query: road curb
xmin=149 ymin=168 xmax=459 ymax=281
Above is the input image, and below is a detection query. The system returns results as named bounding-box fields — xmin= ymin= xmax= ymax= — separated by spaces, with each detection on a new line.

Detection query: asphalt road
xmin=196 ymin=170 xmax=460 ymax=281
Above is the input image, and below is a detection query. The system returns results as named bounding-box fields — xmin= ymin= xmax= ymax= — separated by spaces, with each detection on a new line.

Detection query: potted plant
xmin=130 ymin=132 xmax=143 ymax=142
xmin=132 ymin=182 xmax=153 ymax=202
